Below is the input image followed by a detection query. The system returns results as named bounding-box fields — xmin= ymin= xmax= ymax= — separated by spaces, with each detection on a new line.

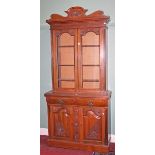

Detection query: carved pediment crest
xmin=65 ymin=6 xmax=88 ymax=17
xmin=46 ymin=6 xmax=110 ymax=25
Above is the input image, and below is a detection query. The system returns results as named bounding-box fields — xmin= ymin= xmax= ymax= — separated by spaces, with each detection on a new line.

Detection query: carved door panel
xmin=48 ymin=105 xmax=73 ymax=140
xmin=79 ymin=106 xmax=106 ymax=144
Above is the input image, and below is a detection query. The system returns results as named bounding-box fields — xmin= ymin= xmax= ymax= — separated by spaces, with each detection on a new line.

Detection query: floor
xmin=40 ymin=135 xmax=115 ymax=155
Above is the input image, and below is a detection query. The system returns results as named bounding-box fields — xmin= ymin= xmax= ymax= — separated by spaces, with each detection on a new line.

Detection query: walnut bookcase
xmin=44 ymin=6 xmax=111 ymax=154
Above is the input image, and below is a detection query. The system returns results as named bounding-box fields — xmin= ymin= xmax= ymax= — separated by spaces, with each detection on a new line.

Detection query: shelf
xmin=82 ymin=45 xmax=99 ymax=47
xmin=58 ymin=45 xmax=74 ymax=48
xmin=82 ymin=64 xmax=100 ymax=66
xmin=83 ymin=79 xmax=99 ymax=82
xmin=58 ymin=79 xmax=75 ymax=81
xmin=58 ymin=65 xmax=75 ymax=66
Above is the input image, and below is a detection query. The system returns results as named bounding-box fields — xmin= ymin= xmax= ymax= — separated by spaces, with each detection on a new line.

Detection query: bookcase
xmin=45 ymin=6 xmax=111 ymax=154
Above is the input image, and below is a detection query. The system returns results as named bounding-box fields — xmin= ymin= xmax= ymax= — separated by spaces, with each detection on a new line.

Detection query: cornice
xmin=40 ymin=21 xmax=115 ymax=30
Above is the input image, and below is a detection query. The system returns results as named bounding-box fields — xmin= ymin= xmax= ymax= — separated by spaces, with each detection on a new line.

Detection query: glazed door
xmin=78 ymin=28 xmax=105 ymax=90
xmin=53 ymin=29 xmax=78 ymax=90
xmin=79 ymin=106 xmax=106 ymax=144
xmin=48 ymin=104 xmax=73 ymax=140
xmin=52 ymin=28 xmax=106 ymax=90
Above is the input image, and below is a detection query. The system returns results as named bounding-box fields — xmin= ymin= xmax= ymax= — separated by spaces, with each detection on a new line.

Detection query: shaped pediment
xmin=46 ymin=6 xmax=110 ymax=25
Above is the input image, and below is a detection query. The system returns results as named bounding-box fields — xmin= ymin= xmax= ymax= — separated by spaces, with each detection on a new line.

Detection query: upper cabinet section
xmin=46 ymin=6 xmax=110 ymax=29
xmin=46 ymin=7 xmax=110 ymax=91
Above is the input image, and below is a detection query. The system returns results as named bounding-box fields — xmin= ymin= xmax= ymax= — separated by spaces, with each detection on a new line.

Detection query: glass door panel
xmin=82 ymin=47 xmax=99 ymax=65
xmin=83 ymin=82 xmax=100 ymax=89
xmin=82 ymin=32 xmax=99 ymax=45
xmin=80 ymin=30 xmax=100 ymax=89
xmin=59 ymin=47 xmax=74 ymax=65
xmin=60 ymin=33 xmax=74 ymax=46
xmin=83 ymin=66 xmax=99 ymax=80
xmin=61 ymin=81 xmax=75 ymax=88
xmin=60 ymin=66 xmax=75 ymax=80
xmin=57 ymin=32 xmax=75 ymax=89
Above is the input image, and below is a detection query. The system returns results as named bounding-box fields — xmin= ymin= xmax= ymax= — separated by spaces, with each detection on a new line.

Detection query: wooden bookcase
xmin=44 ymin=6 xmax=111 ymax=154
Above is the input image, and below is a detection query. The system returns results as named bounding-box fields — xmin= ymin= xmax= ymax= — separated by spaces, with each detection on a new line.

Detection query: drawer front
xmin=46 ymin=97 xmax=76 ymax=105
xmin=77 ymin=98 xmax=108 ymax=107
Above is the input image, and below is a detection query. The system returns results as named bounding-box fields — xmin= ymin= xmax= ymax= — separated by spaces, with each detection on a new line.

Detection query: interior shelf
xmin=83 ymin=79 xmax=100 ymax=82
xmin=58 ymin=79 xmax=75 ymax=81
xmin=58 ymin=65 xmax=75 ymax=66
xmin=58 ymin=45 xmax=74 ymax=48
xmin=82 ymin=64 xmax=100 ymax=66
xmin=82 ymin=45 xmax=99 ymax=47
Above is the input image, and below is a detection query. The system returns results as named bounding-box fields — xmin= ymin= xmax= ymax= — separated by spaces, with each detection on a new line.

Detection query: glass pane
xmin=82 ymin=32 xmax=99 ymax=45
xmin=83 ymin=82 xmax=99 ymax=89
xmin=60 ymin=81 xmax=75 ymax=88
xmin=60 ymin=47 xmax=74 ymax=65
xmin=59 ymin=33 xmax=74 ymax=46
xmin=60 ymin=66 xmax=74 ymax=80
xmin=83 ymin=66 xmax=99 ymax=80
xmin=82 ymin=47 xmax=99 ymax=65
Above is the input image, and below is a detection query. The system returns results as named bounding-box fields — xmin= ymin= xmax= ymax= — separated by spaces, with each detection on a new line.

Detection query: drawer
xmin=77 ymin=98 xmax=108 ymax=107
xmin=46 ymin=97 xmax=76 ymax=105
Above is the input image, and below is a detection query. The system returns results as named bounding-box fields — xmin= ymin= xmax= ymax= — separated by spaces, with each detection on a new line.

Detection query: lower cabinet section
xmin=46 ymin=95 xmax=110 ymax=153
xmin=48 ymin=103 xmax=109 ymax=149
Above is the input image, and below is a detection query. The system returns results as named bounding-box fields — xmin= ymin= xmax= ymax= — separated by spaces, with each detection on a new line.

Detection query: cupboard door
xmin=48 ymin=104 xmax=73 ymax=140
xmin=78 ymin=28 xmax=105 ymax=90
xmin=79 ymin=106 xmax=106 ymax=144
xmin=53 ymin=29 xmax=78 ymax=89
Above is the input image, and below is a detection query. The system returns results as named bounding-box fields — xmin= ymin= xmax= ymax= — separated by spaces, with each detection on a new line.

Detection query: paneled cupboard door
xmin=53 ymin=29 xmax=78 ymax=90
xmin=79 ymin=106 xmax=106 ymax=144
xmin=48 ymin=105 xmax=73 ymax=140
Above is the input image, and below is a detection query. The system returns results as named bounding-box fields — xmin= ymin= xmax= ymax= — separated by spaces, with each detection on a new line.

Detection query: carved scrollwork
xmin=46 ymin=7 xmax=110 ymax=26
xmin=87 ymin=111 xmax=101 ymax=119
xmin=55 ymin=122 xmax=65 ymax=136
xmin=65 ymin=6 xmax=88 ymax=17
xmin=83 ymin=108 xmax=102 ymax=118
xmin=52 ymin=106 xmax=69 ymax=115
xmin=86 ymin=122 xmax=100 ymax=139
xmin=73 ymin=106 xmax=79 ymax=141
xmin=53 ymin=106 xmax=70 ymax=137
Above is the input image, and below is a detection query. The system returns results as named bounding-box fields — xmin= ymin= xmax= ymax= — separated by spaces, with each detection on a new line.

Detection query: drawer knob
xmin=57 ymin=99 xmax=64 ymax=105
xmin=88 ymin=101 xmax=93 ymax=107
